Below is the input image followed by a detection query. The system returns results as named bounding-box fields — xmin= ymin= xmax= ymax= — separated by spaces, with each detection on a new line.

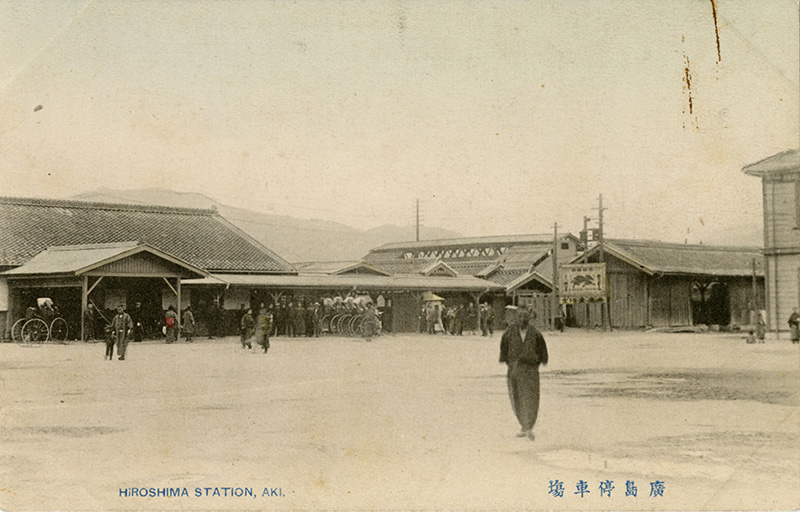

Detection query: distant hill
xmin=70 ymin=188 xmax=462 ymax=262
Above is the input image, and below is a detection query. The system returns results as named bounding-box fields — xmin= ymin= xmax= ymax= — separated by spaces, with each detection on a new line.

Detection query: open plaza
xmin=1 ymin=329 xmax=797 ymax=511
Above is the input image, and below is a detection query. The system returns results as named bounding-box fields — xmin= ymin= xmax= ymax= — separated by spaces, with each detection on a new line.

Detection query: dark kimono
xmin=499 ymin=324 xmax=549 ymax=431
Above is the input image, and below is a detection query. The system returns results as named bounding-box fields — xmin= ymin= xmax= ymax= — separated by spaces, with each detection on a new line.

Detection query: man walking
xmin=499 ymin=306 xmax=548 ymax=440
xmin=110 ymin=304 xmax=134 ymax=361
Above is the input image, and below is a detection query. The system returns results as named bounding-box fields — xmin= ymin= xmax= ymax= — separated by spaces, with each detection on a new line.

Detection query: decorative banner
xmin=559 ymin=263 xmax=607 ymax=303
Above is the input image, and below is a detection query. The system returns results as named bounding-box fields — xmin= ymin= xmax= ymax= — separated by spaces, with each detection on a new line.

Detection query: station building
xmin=573 ymin=239 xmax=764 ymax=330
xmin=361 ymin=234 xmax=581 ymax=328
xmin=0 ymin=197 xmax=503 ymax=338
xmin=0 ymin=197 xmax=296 ymax=340
xmin=743 ymin=148 xmax=800 ymax=334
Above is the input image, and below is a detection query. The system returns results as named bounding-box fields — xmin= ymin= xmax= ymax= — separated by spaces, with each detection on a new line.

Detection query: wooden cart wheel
xmin=50 ymin=317 xmax=69 ymax=344
xmin=22 ymin=318 xmax=49 ymax=344
xmin=12 ymin=318 xmax=26 ymax=344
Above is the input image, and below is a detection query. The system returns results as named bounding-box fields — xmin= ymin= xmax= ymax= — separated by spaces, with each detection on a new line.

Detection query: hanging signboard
xmin=559 ymin=263 xmax=607 ymax=303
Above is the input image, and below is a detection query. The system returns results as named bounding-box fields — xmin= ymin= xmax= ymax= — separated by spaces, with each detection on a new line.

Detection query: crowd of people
xmin=422 ymin=302 xmax=496 ymax=336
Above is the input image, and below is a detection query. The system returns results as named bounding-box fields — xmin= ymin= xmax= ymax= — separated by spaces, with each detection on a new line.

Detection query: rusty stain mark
xmin=709 ymin=0 xmax=721 ymax=63
xmin=683 ymin=53 xmax=693 ymax=115
xmin=681 ymin=48 xmax=698 ymax=131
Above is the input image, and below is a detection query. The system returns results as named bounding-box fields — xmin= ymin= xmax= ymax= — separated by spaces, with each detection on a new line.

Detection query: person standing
xmin=254 ymin=305 xmax=272 ymax=353
xmin=240 ymin=309 xmax=255 ymax=349
xmin=499 ymin=306 xmax=549 ymax=440
xmin=756 ymin=312 xmax=766 ymax=343
xmin=788 ymin=308 xmax=800 ymax=343
xmin=466 ymin=303 xmax=477 ymax=335
xmin=84 ymin=303 xmax=97 ymax=341
xmin=273 ymin=302 xmax=284 ymax=337
xmin=305 ymin=302 xmax=316 ymax=337
xmin=486 ymin=303 xmax=496 ymax=336
xmin=131 ymin=302 xmax=145 ymax=342
xmin=165 ymin=306 xmax=178 ymax=343
xmin=312 ymin=302 xmax=322 ymax=337
xmin=480 ymin=303 xmax=489 ymax=336
xmin=110 ymin=304 xmax=134 ymax=361
xmin=182 ymin=306 xmax=196 ymax=342
xmin=207 ymin=301 xmax=220 ymax=339
xmin=293 ymin=302 xmax=306 ymax=337
xmin=286 ymin=302 xmax=296 ymax=337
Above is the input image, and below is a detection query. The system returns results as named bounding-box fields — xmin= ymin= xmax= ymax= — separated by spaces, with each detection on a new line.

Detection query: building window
xmin=561 ymin=242 xmax=570 ymax=250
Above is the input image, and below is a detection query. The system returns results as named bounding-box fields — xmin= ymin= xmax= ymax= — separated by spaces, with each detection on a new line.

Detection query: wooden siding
xmin=764 ymin=179 xmax=800 ymax=251
xmin=727 ymin=277 xmax=764 ymax=326
xmin=605 ymin=254 xmax=649 ymax=328
xmin=761 ymin=177 xmax=800 ymax=332
xmin=765 ymin=253 xmax=800 ymax=330
xmin=93 ymin=252 xmax=194 ymax=277
xmin=649 ymin=276 xmax=692 ymax=327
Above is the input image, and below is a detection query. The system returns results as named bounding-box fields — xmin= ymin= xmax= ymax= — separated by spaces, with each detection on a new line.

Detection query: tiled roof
xmin=365 ymin=258 xmax=441 ymax=275
xmin=185 ymin=273 xmax=504 ymax=292
xmin=589 ymin=239 xmax=763 ymax=277
xmin=368 ymin=233 xmax=577 ymax=254
xmin=483 ymin=267 xmax=532 ymax=287
xmin=742 ymin=149 xmax=799 ymax=176
xmin=293 ymin=260 xmax=360 ymax=274
xmin=498 ymin=245 xmax=551 ymax=266
xmin=446 ymin=260 xmax=498 ymax=275
xmin=2 ymin=242 xmax=207 ymax=278
xmin=0 ymin=197 xmax=295 ymax=273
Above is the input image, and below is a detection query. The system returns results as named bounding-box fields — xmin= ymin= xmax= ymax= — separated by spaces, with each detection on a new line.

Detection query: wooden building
xmin=0 ymin=197 xmax=296 ymax=340
xmin=574 ymin=239 xmax=764 ymax=329
xmin=743 ymin=148 xmax=800 ymax=334
xmin=362 ymin=234 xmax=580 ymax=329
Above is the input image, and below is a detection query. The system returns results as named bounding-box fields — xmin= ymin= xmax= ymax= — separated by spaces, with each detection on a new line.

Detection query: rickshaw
xmin=11 ymin=298 xmax=69 ymax=345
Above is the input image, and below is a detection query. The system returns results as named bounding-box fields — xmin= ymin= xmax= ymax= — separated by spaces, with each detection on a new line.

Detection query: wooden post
xmin=176 ymin=278 xmax=182 ymax=333
xmin=595 ymin=194 xmax=612 ymax=331
xmin=552 ymin=222 xmax=559 ymax=331
xmin=81 ymin=275 xmax=88 ymax=341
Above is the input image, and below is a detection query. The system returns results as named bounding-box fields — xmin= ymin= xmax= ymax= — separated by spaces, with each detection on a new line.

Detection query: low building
xmin=363 ymin=234 xmax=580 ymax=328
xmin=742 ymin=148 xmax=800 ymax=334
xmin=574 ymin=239 xmax=764 ymax=329
xmin=0 ymin=197 xmax=296 ymax=339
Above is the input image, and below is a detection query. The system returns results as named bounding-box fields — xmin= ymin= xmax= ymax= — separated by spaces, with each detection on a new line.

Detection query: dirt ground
xmin=0 ymin=330 xmax=798 ymax=511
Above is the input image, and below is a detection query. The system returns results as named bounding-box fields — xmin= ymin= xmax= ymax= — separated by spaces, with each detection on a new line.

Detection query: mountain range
xmin=70 ymin=188 xmax=463 ymax=263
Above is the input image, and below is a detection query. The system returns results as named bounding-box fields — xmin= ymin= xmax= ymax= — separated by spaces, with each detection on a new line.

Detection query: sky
xmin=0 ymin=0 xmax=797 ymax=244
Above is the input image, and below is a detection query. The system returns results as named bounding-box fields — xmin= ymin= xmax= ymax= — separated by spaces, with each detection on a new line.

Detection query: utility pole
xmin=593 ymin=194 xmax=611 ymax=331
xmin=552 ymin=222 xmax=560 ymax=331
xmin=582 ymin=215 xmax=591 ymax=264
xmin=415 ymin=198 xmax=420 ymax=242
xmin=752 ymin=257 xmax=758 ymax=324
xmin=582 ymin=215 xmax=591 ymax=329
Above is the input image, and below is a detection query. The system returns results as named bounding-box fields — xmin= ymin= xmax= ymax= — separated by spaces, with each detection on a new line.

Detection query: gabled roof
xmin=481 ymin=266 xmax=532 ymax=287
xmin=293 ymin=260 xmax=360 ymax=274
xmin=498 ymin=245 xmax=551 ymax=267
xmin=332 ymin=261 xmax=392 ymax=277
xmin=742 ymin=149 xmax=799 ymax=177
xmin=0 ymin=197 xmax=296 ymax=273
xmin=575 ymin=239 xmax=763 ymax=277
xmin=367 ymin=233 xmax=579 ymax=254
xmin=444 ymin=260 xmax=499 ymax=276
xmin=363 ymin=258 xmax=441 ymax=275
xmin=420 ymin=260 xmax=458 ymax=277
xmin=505 ymin=271 xmax=553 ymax=293
xmin=2 ymin=241 xmax=208 ymax=278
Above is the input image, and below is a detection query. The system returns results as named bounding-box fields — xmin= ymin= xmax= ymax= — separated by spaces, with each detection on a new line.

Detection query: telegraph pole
xmin=552 ymin=222 xmax=560 ymax=330
xmin=582 ymin=215 xmax=591 ymax=264
xmin=415 ymin=198 xmax=420 ymax=242
xmin=752 ymin=257 xmax=758 ymax=324
xmin=593 ymin=194 xmax=611 ymax=331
